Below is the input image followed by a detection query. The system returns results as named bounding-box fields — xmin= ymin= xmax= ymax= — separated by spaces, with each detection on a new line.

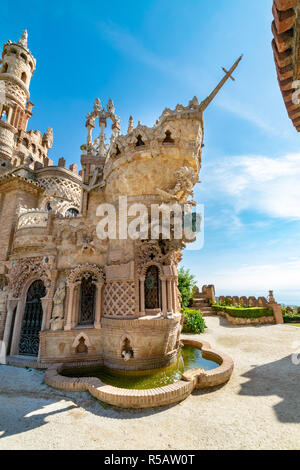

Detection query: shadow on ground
xmin=0 ymin=385 xmax=181 ymax=439
xmin=239 ymin=355 xmax=300 ymax=423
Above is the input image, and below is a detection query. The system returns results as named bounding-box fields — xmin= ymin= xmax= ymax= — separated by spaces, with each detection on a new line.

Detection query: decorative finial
xmin=199 ymin=55 xmax=243 ymax=112
xmin=19 ymin=30 xmax=28 ymax=48
xmin=127 ymin=116 xmax=134 ymax=134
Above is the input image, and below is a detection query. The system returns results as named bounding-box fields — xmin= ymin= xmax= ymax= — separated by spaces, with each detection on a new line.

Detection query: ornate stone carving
xmin=135 ymin=239 xmax=183 ymax=274
xmin=17 ymin=209 xmax=48 ymax=229
xmin=84 ymin=98 xmax=121 ymax=157
xmin=6 ymin=256 xmax=53 ymax=297
xmin=156 ymin=166 xmax=198 ymax=205
xmin=103 ymin=281 xmax=136 ymax=317
xmin=67 ymin=263 xmax=105 ymax=285
xmin=0 ymin=286 xmax=8 ymax=315
xmin=38 ymin=175 xmax=81 ymax=214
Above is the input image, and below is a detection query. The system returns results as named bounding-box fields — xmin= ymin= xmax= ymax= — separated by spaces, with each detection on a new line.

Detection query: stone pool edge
xmin=44 ymin=338 xmax=234 ymax=408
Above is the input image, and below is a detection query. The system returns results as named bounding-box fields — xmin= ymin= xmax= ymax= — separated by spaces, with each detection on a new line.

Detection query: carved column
xmin=94 ymin=283 xmax=103 ymax=329
xmin=64 ymin=284 xmax=75 ymax=331
xmin=139 ymin=277 xmax=145 ymax=315
xmin=172 ymin=280 xmax=177 ymax=313
xmin=71 ymin=285 xmax=80 ymax=328
xmin=167 ymin=279 xmax=172 ymax=313
xmin=41 ymin=297 xmax=52 ymax=331
xmin=10 ymin=297 xmax=25 ymax=355
xmin=0 ymin=298 xmax=18 ymax=364
xmin=161 ymin=278 xmax=167 ymax=317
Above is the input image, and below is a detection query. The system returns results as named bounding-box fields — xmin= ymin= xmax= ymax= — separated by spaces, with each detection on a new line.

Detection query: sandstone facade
xmin=0 ymin=32 xmax=240 ymax=370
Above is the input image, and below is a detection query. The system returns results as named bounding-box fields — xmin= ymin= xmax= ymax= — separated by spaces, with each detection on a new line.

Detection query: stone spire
xmin=18 ymin=30 xmax=28 ymax=49
xmin=127 ymin=116 xmax=134 ymax=134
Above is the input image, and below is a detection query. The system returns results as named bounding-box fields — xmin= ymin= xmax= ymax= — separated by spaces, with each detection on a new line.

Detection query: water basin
xmin=62 ymin=346 xmax=218 ymax=390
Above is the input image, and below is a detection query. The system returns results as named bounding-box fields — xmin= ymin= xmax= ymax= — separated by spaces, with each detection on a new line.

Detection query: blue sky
xmin=1 ymin=0 xmax=300 ymax=304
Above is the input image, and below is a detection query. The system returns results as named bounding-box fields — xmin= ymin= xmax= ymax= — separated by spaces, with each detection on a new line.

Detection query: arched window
xmin=20 ymin=53 xmax=27 ymax=63
xmin=18 ymin=280 xmax=46 ymax=356
xmin=145 ymin=265 xmax=160 ymax=309
xmin=21 ymin=72 xmax=27 ymax=84
xmin=65 ymin=208 xmax=79 ymax=218
xmin=22 ymin=138 xmax=29 ymax=148
xmin=79 ymin=275 xmax=96 ymax=325
xmin=0 ymin=106 xmax=9 ymax=122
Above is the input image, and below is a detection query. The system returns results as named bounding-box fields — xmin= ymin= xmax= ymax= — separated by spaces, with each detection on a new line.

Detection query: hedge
xmin=212 ymin=305 xmax=274 ymax=319
xmin=283 ymin=315 xmax=300 ymax=323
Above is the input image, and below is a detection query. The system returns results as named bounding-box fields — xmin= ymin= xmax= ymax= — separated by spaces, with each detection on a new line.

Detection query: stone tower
xmin=0 ymin=31 xmax=53 ymax=169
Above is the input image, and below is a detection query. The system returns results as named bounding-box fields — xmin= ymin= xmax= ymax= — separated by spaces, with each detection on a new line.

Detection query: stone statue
xmin=50 ymin=280 xmax=66 ymax=331
xmin=268 ymin=290 xmax=275 ymax=304
xmin=19 ymin=30 xmax=28 ymax=48
xmin=156 ymin=166 xmax=198 ymax=205
xmin=0 ymin=286 xmax=8 ymax=316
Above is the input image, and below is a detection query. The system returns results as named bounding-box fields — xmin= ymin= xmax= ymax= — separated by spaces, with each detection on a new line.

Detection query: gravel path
xmin=0 ymin=317 xmax=299 ymax=450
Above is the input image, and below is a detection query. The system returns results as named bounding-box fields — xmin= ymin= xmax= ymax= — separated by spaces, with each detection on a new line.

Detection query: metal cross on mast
xmin=199 ymin=55 xmax=243 ymax=112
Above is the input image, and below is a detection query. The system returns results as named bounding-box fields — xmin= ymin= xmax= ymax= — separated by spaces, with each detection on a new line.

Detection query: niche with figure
xmin=121 ymin=337 xmax=134 ymax=361
xmin=75 ymin=337 xmax=88 ymax=354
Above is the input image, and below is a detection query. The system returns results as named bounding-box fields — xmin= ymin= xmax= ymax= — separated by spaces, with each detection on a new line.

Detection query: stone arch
xmin=71 ymin=332 xmax=95 ymax=355
xmin=67 ymin=263 xmax=104 ymax=285
xmin=21 ymin=72 xmax=27 ymax=84
xmin=64 ymin=264 xmax=105 ymax=330
xmin=20 ymin=53 xmax=27 ymax=63
xmin=65 ymin=207 xmax=79 ymax=218
xmin=144 ymin=265 xmax=161 ymax=310
xmin=18 ymin=279 xmax=46 ymax=356
xmin=119 ymin=333 xmax=136 ymax=351
xmin=140 ymin=261 xmax=164 ymax=279
xmin=119 ymin=333 xmax=136 ymax=360
xmin=6 ymin=257 xmax=53 ymax=299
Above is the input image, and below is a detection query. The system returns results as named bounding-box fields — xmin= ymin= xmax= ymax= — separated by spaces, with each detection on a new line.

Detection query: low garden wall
xmin=212 ymin=305 xmax=275 ymax=325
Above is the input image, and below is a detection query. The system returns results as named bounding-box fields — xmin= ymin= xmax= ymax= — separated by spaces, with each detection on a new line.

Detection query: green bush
xmin=282 ymin=307 xmax=300 ymax=323
xmin=177 ymin=267 xmax=197 ymax=307
xmin=182 ymin=308 xmax=207 ymax=334
xmin=212 ymin=305 xmax=273 ymax=319
xmin=283 ymin=315 xmax=300 ymax=323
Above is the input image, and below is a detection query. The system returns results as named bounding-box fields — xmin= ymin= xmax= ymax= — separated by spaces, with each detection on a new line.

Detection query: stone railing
xmin=17 ymin=210 xmax=49 ymax=230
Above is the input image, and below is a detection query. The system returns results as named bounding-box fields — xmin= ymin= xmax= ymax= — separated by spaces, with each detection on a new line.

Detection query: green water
xmin=62 ymin=346 xmax=218 ymax=390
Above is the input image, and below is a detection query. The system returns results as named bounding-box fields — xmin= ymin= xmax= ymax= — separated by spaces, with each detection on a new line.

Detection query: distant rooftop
xmin=272 ymin=0 xmax=300 ymax=131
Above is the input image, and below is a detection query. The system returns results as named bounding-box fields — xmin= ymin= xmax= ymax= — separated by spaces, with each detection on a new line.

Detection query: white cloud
xmin=201 ymin=153 xmax=300 ymax=220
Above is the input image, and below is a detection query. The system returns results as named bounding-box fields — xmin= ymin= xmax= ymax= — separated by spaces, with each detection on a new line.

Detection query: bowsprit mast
xmin=0 ymin=31 xmax=241 ymax=370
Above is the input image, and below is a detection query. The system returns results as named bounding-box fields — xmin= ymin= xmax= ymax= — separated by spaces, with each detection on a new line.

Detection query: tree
xmin=177 ymin=266 xmax=197 ymax=307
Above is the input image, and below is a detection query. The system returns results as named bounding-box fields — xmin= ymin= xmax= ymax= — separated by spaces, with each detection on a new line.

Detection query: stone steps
xmin=6 ymin=355 xmax=47 ymax=369
xmin=191 ymin=304 xmax=215 ymax=316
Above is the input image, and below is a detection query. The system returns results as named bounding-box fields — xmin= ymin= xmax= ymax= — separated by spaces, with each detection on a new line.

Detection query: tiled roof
xmin=272 ymin=0 xmax=300 ymax=131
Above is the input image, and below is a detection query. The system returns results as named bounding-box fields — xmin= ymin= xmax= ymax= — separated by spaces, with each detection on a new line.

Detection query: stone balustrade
xmin=17 ymin=209 xmax=48 ymax=229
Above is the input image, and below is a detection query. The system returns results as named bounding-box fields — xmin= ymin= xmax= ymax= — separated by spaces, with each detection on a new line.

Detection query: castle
xmin=0 ymin=31 xmax=239 ymax=370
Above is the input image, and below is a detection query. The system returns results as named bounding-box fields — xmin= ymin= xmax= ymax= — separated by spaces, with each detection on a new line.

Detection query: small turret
xmin=0 ymin=31 xmax=37 ymax=163
xmin=1 ymin=30 xmax=36 ymax=98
